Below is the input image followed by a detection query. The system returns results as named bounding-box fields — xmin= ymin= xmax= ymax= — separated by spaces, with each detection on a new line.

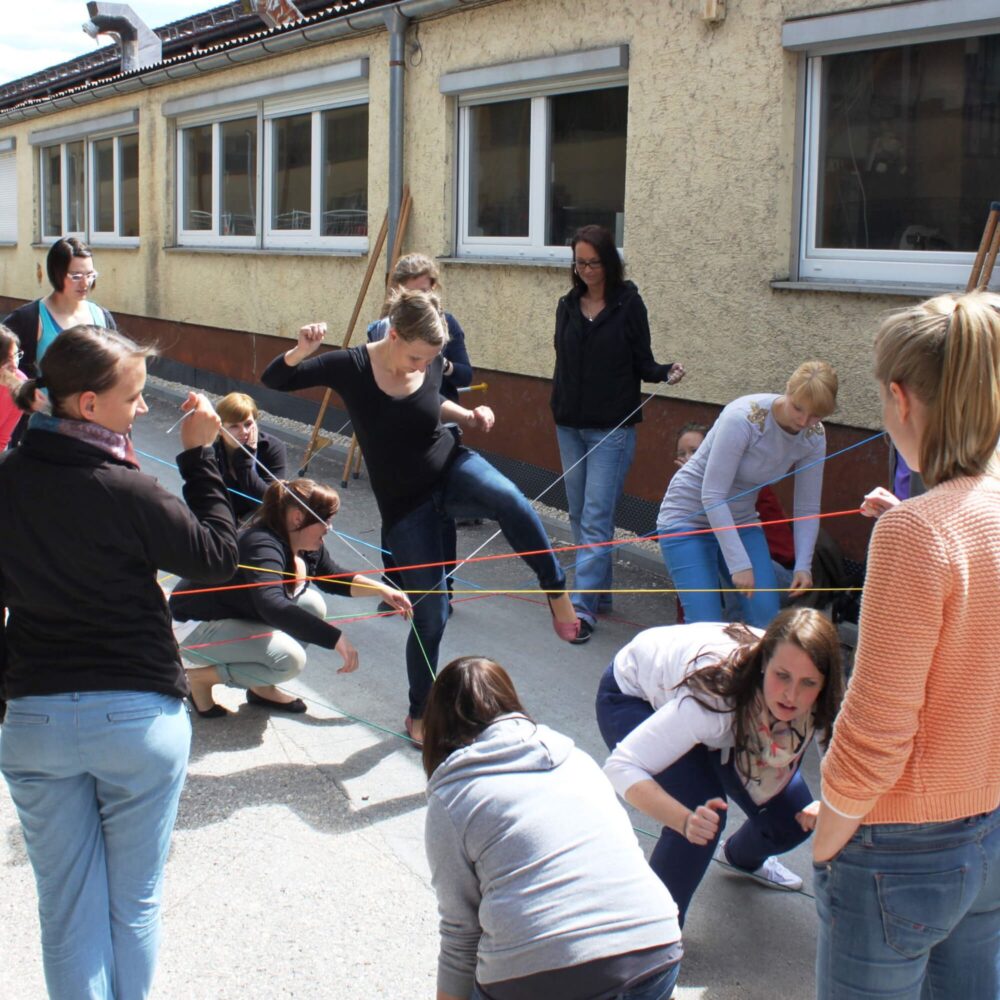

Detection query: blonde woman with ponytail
xmin=813 ymin=292 xmax=1000 ymax=999
xmin=262 ymin=289 xmax=580 ymax=744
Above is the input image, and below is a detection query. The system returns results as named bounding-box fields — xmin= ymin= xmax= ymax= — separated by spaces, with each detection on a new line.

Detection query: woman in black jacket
xmin=170 ymin=477 xmax=412 ymax=716
xmin=551 ymin=225 xmax=684 ymax=643
xmin=0 ymin=324 xmax=238 ymax=1000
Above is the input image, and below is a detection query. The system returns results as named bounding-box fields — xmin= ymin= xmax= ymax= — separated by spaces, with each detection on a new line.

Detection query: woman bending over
xmin=597 ymin=607 xmax=843 ymax=924
xmin=425 ymin=656 xmax=683 ymax=1000
xmin=261 ymin=289 xmax=578 ymax=744
xmin=171 ymin=477 xmax=411 ymax=716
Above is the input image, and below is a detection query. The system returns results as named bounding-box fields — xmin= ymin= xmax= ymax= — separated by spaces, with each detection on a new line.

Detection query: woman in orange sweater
xmin=813 ymin=292 xmax=1000 ymax=999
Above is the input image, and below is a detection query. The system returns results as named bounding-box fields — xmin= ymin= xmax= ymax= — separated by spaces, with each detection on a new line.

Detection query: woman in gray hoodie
xmin=423 ymin=656 xmax=683 ymax=1000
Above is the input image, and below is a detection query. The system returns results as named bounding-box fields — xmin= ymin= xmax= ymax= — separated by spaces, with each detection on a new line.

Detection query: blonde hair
xmin=381 ymin=254 xmax=441 ymax=318
xmin=387 ymin=288 xmax=449 ymax=347
xmin=786 ymin=360 xmax=838 ymax=420
xmin=874 ymin=291 xmax=1000 ymax=486
xmin=217 ymin=392 xmax=259 ymax=426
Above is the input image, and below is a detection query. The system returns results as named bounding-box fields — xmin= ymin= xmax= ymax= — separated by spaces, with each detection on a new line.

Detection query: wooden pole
xmin=967 ymin=201 xmax=1000 ymax=292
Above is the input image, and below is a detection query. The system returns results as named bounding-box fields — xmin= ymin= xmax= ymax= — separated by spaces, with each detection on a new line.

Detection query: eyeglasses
xmin=573 ymin=258 xmax=603 ymax=271
xmin=13 ymin=349 xmax=24 ymax=363
xmin=67 ymin=271 xmax=98 ymax=283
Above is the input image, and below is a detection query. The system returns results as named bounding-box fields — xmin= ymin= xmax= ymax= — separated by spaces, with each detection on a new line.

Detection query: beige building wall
xmin=0 ymin=0 xmax=934 ymax=428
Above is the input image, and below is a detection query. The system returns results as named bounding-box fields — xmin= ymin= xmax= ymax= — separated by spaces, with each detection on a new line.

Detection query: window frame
xmin=786 ymin=1 xmax=1000 ymax=286
xmin=89 ymin=132 xmax=140 ymax=245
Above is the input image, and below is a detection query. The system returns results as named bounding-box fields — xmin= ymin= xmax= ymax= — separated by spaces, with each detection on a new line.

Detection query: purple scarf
xmin=30 ymin=412 xmax=140 ymax=469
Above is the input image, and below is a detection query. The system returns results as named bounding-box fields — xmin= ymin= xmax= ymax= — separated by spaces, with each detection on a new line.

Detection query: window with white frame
xmin=168 ymin=60 xmax=369 ymax=251
xmin=0 ymin=140 xmax=18 ymax=244
xmin=32 ymin=111 xmax=140 ymax=245
xmin=442 ymin=46 xmax=629 ymax=260
xmin=786 ymin=2 xmax=1000 ymax=285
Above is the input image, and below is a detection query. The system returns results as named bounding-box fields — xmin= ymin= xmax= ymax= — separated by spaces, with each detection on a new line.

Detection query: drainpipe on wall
xmin=384 ymin=7 xmax=409 ymax=264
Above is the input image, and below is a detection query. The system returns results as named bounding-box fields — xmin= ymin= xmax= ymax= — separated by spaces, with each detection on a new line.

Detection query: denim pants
xmin=386 ymin=448 xmax=568 ymax=718
xmin=470 ymin=961 xmax=680 ymax=1000
xmin=660 ymin=524 xmax=779 ymax=628
xmin=596 ymin=665 xmax=811 ymax=925
xmin=556 ymin=425 xmax=636 ymax=624
xmin=1 ymin=690 xmax=191 ymax=1000
xmin=814 ymin=806 xmax=1000 ymax=999
xmin=181 ymin=586 xmax=327 ymax=687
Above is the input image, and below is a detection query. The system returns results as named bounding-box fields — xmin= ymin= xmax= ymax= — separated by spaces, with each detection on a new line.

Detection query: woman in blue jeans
xmin=424 ymin=656 xmax=683 ymax=1000
xmin=596 ymin=609 xmax=843 ymax=924
xmin=262 ymin=289 xmax=579 ymax=744
xmin=656 ymin=361 xmax=837 ymax=628
xmin=0 ymin=325 xmax=238 ymax=999
xmin=551 ymin=224 xmax=684 ymax=643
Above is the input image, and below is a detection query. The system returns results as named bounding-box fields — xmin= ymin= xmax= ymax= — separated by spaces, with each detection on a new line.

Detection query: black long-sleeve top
xmin=212 ymin=431 xmax=288 ymax=519
xmin=261 ymin=344 xmax=457 ymax=530
xmin=170 ymin=524 xmax=355 ymax=648
xmin=0 ymin=429 xmax=238 ymax=701
xmin=550 ymin=280 xmax=674 ymax=429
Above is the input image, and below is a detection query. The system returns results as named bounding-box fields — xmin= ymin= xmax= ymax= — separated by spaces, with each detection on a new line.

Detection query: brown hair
xmin=46 ymin=236 xmax=94 ymax=293
xmin=14 ymin=324 xmax=155 ymax=416
xmin=254 ymin=477 xmax=340 ymax=547
xmin=0 ymin=325 xmax=21 ymax=394
xmin=570 ymin=224 xmax=624 ymax=296
xmin=387 ymin=288 xmax=449 ymax=347
xmin=874 ymin=291 xmax=1000 ymax=486
xmin=785 ymin=360 xmax=839 ymax=420
xmin=681 ymin=607 xmax=844 ymax=753
xmin=422 ymin=656 xmax=527 ymax=777
xmin=216 ymin=392 xmax=259 ymax=426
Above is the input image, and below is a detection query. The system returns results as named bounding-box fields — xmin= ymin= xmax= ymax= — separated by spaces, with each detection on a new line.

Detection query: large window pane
xmin=467 ymin=100 xmax=530 ymax=237
xmin=42 ymin=146 xmax=62 ymax=237
xmin=547 ymin=87 xmax=628 ymax=247
xmin=93 ymin=138 xmax=114 ymax=232
xmin=66 ymin=141 xmax=85 ymax=233
xmin=321 ymin=105 xmax=368 ymax=236
xmin=220 ymin=117 xmax=256 ymax=237
xmin=817 ymin=36 xmax=1000 ymax=252
xmin=183 ymin=125 xmax=213 ymax=231
xmin=272 ymin=113 xmax=311 ymax=231
xmin=120 ymin=133 xmax=139 ymax=237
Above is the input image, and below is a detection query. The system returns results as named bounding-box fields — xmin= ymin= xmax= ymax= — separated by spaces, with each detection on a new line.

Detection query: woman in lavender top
xmin=656 ymin=361 xmax=838 ymax=628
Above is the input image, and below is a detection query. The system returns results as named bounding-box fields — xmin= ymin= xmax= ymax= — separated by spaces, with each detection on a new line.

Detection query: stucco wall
xmin=0 ymin=0 xmax=939 ymax=432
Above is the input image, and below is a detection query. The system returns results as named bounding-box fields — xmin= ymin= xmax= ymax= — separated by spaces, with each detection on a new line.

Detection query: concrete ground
xmin=1 ymin=386 xmax=821 ymax=999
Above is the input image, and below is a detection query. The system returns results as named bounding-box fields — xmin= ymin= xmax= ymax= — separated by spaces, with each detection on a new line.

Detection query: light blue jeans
xmin=1 ymin=690 xmax=191 ymax=1000
xmin=814 ymin=806 xmax=1000 ymax=999
xmin=556 ymin=425 xmax=636 ymax=624
xmin=659 ymin=524 xmax=779 ymax=628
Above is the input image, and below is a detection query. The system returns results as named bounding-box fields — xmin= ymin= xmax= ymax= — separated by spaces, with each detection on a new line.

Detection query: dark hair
xmin=570 ymin=224 xmax=624 ymax=297
xmin=0 ymin=324 xmax=21 ymax=394
xmin=680 ymin=607 xmax=844 ymax=754
xmin=47 ymin=237 xmax=94 ymax=293
xmin=422 ymin=656 xmax=527 ymax=777
xmin=676 ymin=421 xmax=710 ymax=445
xmin=14 ymin=324 xmax=154 ymax=416
xmin=254 ymin=477 xmax=340 ymax=547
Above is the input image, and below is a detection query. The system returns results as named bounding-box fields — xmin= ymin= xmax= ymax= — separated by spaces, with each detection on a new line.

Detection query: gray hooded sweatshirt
xmin=425 ymin=716 xmax=680 ymax=997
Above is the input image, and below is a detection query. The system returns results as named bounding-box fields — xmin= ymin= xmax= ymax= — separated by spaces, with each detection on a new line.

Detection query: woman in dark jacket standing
xmin=0 ymin=325 xmax=238 ymax=1000
xmin=551 ymin=225 xmax=684 ymax=643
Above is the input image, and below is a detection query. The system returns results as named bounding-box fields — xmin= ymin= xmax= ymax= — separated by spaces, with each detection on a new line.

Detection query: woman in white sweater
xmin=596 ymin=608 xmax=843 ymax=924
xmin=424 ymin=656 xmax=683 ymax=1000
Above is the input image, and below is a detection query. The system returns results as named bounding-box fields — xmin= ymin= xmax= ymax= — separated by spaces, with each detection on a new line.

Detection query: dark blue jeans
xmin=386 ymin=449 xmax=567 ymax=718
xmin=595 ymin=664 xmax=812 ymax=924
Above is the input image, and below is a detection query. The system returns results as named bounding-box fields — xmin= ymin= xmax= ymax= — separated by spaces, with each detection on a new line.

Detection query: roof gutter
xmin=0 ymin=0 xmax=483 ymax=126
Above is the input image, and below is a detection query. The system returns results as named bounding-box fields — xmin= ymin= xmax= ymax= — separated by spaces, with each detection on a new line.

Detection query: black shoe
xmin=187 ymin=691 xmax=228 ymax=719
xmin=246 ymin=689 xmax=307 ymax=714
xmin=569 ymin=619 xmax=594 ymax=645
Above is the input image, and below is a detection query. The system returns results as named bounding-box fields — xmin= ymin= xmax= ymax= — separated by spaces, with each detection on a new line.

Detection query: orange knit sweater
xmin=821 ymin=473 xmax=1000 ymax=824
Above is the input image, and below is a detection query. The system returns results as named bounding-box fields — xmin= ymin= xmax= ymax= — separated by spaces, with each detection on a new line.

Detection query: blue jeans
xmin=814 ymin=807 xmax=1000 ymax=999
xmin=470 ymin=961 xmax=679 ymax=999
xmin=556 ymin=425 xmax=636 ymax=624
xmin=596 ymin=665 xmax=811 ymax=925
xmin=0 ymin=690 xmax=191 ymax=1000
xmin=386 ymin=448 xmax=567 ymax=718
xmin=660 ymin=524 xmax=779 ymax=628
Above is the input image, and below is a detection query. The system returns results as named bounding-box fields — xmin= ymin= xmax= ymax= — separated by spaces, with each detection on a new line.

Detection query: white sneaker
xmin=719 ymin=838 xmax=803 ymax=891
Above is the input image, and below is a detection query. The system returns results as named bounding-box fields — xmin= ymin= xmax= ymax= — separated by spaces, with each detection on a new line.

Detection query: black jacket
xmin=212 ymin=431 xmax=288 ymax=520
xmin=0 ymin=427 xmax=238 ymax=703
xmin=170 ymin=524 xmax=354 ymax=648
xmin=550 ymin=281 xmax=673 ymax=429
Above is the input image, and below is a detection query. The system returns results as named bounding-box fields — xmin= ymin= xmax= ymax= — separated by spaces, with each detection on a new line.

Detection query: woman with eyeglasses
xmin=551 ymin=224 xmax=685 ymax=644
xmin=170 ymin=477 xmax=412 ymax=717
xmin=0 ymin=325 xmax=29 ymax=450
